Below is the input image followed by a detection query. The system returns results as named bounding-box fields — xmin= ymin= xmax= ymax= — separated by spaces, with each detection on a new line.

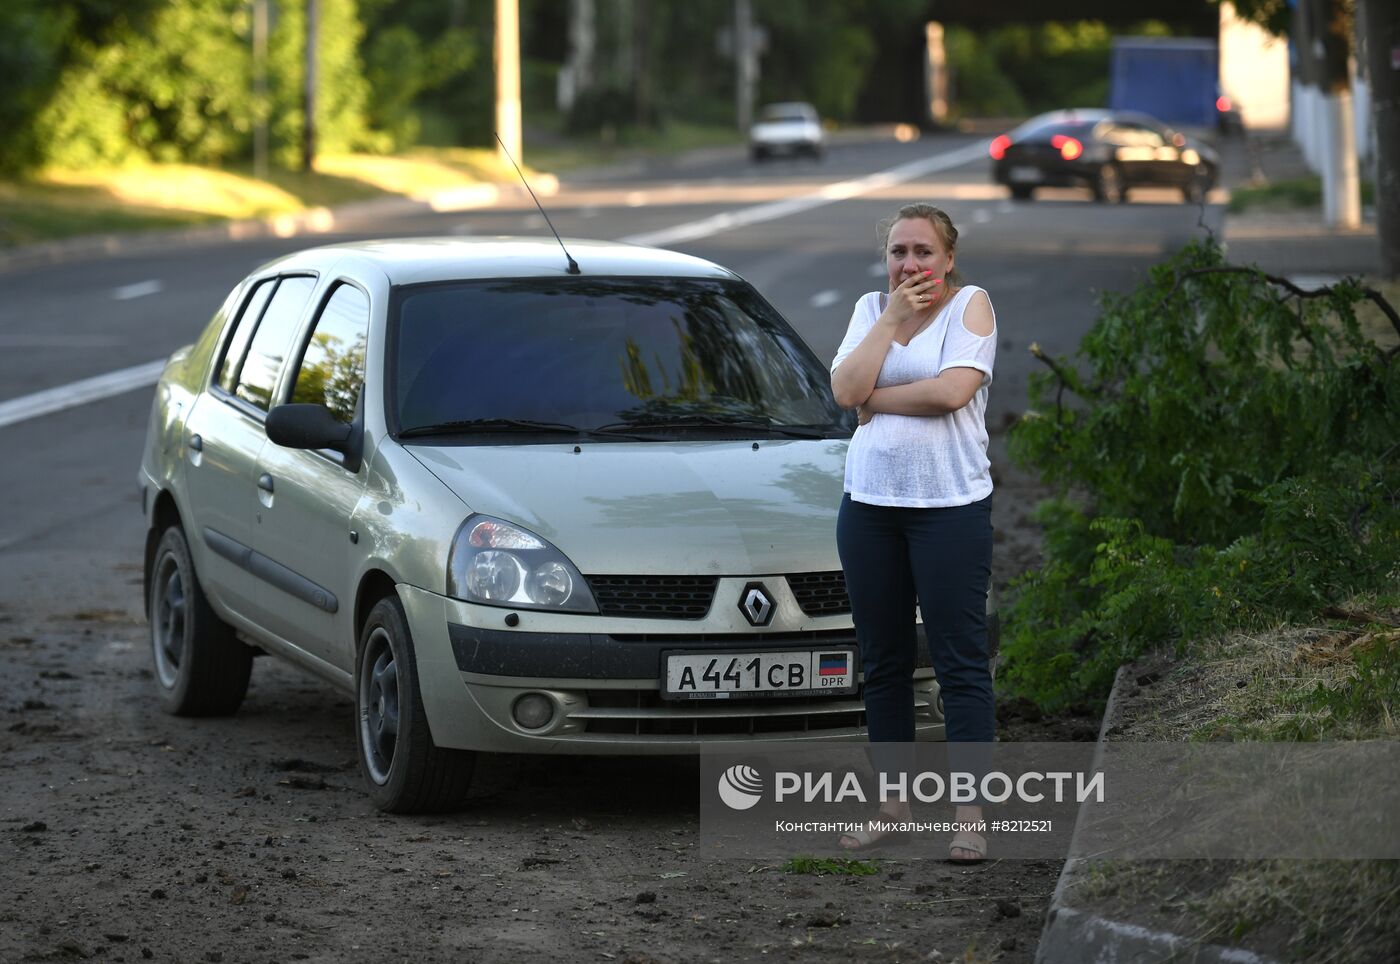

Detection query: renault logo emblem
xmin=739 ymin=582 xmax=775 ymax=627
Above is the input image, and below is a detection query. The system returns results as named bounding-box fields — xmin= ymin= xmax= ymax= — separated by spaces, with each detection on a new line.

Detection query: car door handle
xmin=188 ymin=434 xmax=203 ymax=452
xmin=257 ymin=474 xmax=275 ymax=494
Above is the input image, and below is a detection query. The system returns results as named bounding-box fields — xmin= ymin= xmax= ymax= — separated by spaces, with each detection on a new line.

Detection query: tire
xmin=750 ymin=147 xmax=767 ymax=163
xmin=1182 ymin=170 xmax=1213 ymax=205
xmin=148 ymin=525 xmax=253 ymax=716
xmin=1009 ymin=185 xmax=1034 ymax=201
xmin=356 ymin=596 xmax=475 ymax=813
xmin=1093 ymin=163 xmax=1125 ymax=204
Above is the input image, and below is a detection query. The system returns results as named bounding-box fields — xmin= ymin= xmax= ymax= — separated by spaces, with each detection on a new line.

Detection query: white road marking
xmin=972 ymin=207 xmax=991 ymax=224
xmin=3 ymin=141 xmax=989 ymax=429
xmin=112 ymin=280 xmax=164 ymax=300
xmin=620 ymin=141 xmax=989 ymax=248
xmin=0 ymin=359 xmax=167 ymax=429
xmin=809 ymin=289 xmax=841 ymax=308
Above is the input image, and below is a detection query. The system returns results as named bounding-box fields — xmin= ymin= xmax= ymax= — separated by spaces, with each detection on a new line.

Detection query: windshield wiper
xmin=595 ymin=415 xmax=832 ymax=439
xmin=399 ymin=418 xmax=655 ymax=442
xmin=398 ymin=418 xmax=586 ymax=438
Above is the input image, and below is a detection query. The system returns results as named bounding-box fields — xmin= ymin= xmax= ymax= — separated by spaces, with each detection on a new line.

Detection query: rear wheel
xmin=149 ymin=525 xmax=252 ymax=716
xmin=356 ymin=596 xmax=475 ymax=813
xmin=1093 ymin=163 xmax=1125 ymax=204
xmin=1182 ymin=169 xmax=1213 ymax=204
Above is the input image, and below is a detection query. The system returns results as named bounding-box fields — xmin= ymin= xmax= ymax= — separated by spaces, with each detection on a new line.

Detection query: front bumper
xmin=400 ymin=582 xmax=944 ymax=754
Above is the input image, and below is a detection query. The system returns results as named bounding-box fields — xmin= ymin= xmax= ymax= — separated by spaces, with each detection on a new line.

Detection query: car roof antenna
xmin=495 ymin=132 xmax=580 ymax=275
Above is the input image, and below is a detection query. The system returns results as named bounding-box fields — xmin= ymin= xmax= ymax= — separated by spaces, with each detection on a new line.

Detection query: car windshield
xmin=391 ymin=277 xmax=852 ymax=441
xmin=1010 ymin=116 xmax=1099 ymax=142
xmin=760 ymin=107 xmax=811 ymax=123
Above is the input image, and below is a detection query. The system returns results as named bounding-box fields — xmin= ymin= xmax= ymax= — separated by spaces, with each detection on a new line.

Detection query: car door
xmin=247 ymin=281 xmax=371 ymax=672
xmin=180 ymin=276 xmax=302 ymax=622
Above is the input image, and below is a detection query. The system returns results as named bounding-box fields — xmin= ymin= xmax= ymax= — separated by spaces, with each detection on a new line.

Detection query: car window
xmin=392 ymin=277 xmax=849 ymax=437
xmin=217 ymin=279 xmax=276 ymax=392
xmin=233 ymin=275 xmax=318 ymax=411
xmin=290 ymin=283 xmax=370 ymax=424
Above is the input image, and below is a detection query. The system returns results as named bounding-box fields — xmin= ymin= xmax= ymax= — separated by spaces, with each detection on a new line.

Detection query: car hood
xmin=405 ymin=439 xmax=849 ymax=575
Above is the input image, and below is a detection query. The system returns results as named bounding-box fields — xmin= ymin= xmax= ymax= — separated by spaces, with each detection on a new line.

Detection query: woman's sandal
xmin=838 ymin=819 xmax=911 ymax=854
xmin=948 ymin=830 xmax=987 ymax=864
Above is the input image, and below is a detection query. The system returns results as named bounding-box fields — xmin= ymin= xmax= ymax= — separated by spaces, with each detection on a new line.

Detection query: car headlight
xmin=447 ymin=514 xmax=598 ymax=613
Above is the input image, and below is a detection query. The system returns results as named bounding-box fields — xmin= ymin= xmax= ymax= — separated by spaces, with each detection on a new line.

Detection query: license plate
xmin=662 ymin=649 xmax=857 ymax=700
xmin=1008 ymin=166 xmax=1043 ymax=182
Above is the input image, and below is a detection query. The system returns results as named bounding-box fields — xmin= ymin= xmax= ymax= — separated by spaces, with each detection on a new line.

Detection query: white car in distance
xmin=749 ymin=102 xmax=825 ymax=162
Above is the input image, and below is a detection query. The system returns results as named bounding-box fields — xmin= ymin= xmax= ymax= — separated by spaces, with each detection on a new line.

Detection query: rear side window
xmin=233 ymin=275 xmax=318 ymax=411
xmin=217 ymin=279 xmax=276 ymax=392
xmin=290 ymin=283 xmax=370 ymax=424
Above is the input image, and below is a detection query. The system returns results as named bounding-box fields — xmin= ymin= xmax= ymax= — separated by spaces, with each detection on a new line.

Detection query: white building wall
xmin=1219 ymin=2 xmax=1291 ymax=130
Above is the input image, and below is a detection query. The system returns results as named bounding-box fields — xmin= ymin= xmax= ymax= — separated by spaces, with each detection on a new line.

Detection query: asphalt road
xmin=0 ymin=131 xmax=1222 ymax=620
xmin=0 ymin=131 xmax=1222 ymax=963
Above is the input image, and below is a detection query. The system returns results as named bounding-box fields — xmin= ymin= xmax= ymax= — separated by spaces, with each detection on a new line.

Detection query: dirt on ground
xmin=0 ymin=442 xmax=1095 ymax=964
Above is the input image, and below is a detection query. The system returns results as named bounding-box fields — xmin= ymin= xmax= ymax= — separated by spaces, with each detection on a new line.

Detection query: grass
xmin=1064 ymin=592 xmax=1400 ymax=963
xmin=781 ymin=856 xmax=880 ymax=877
xmin=1228 ymin=175 xmax=1377 ymax=214
xmin=0 ymin=149 xmax=548 ymax=249
xmin=0 ymin=122 xmax=739 ymax=248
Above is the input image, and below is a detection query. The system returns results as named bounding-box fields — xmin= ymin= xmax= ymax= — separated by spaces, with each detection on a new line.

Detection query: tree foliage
xmin=1002 ymin=240 xmax=1400 ymax=709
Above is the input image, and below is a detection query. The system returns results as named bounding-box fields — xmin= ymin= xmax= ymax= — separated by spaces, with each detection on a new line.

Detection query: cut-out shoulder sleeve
xmin=939 ymin=286 xmax=997 ymax=387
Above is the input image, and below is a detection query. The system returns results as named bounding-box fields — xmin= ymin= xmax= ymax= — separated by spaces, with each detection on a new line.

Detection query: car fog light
xmin=527 ymin=561 xmax=572 ymax=606
xmin=513 ymin=693 xmax=554 ymax=730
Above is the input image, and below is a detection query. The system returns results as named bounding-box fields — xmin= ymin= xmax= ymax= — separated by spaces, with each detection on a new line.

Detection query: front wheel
xmin=356 ymin=596 xmax=475 ymax=813
xmin=148 ymin=525 xmax=252 ymax=716
xmin=1093 ymin=164 xmax=1125 ymax=204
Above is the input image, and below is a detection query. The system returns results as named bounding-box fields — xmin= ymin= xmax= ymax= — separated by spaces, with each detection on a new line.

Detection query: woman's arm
xmin=856 ymin=290 xmax=996 ymax=421
xmin=831 ymin=273 xmax=943 ymax=409
xmin=858 ymin=367 xmax=985 ymax=420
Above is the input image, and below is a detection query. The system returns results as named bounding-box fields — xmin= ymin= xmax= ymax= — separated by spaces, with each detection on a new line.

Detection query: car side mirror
xmin=266 ymin=403 xmax=353 ymax=452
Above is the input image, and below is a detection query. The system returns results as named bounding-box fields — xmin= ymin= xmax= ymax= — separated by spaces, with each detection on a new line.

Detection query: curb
xmin=1033 ymin=665 xmax=1281 ymax=964
xmin=0 ymin=187 xmax=509 ymax=274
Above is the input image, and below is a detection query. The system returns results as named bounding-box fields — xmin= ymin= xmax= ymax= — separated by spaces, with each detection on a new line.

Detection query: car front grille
xmin=586 ymin=575 xmax=718 ymax=620
xmin=786 ymin=571 xmax=851 ymax=616
xmin=576 ymin=688 xmax=875 ymax=737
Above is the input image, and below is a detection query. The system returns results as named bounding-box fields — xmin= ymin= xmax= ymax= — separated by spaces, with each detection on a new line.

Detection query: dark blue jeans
xmin=836 ymin=493 xmax=995 ymax=749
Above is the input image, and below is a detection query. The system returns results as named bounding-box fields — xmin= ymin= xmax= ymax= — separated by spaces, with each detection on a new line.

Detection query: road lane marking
xmin=809 ymin=289 xmax=841 ymax=308
xmin=112 ymin=279 xmax=164 ymax=300
xmin=619 ymin=141 xmax=989 ymax=248
xmin=3 ymin=141 xmax=989 ymax=429
xmin=0 ymin=359 xmax=166 ymax=429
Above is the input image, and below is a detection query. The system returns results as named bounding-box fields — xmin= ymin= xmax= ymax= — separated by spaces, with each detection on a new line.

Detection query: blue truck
xmin=1109 ymin=37 xmax=1220 ymax=130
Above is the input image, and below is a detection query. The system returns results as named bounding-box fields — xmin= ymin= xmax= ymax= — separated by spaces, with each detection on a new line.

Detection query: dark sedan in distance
xmin=990 ymin=109 xmax=1219 ymax=204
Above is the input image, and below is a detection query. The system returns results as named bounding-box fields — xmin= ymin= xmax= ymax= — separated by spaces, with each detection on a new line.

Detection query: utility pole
xmin=302 ymin=0 xmax=317 ymax=173
xmin=1306 ymin=0 xmax=1360 ymax=228
xmin=734 ymin=0 xmax=755 ymax=132
xmin=252 ymin=0 xmax=268 ymax=180
xmin=1361 ymin=0 xmax=1399 ymax=276
xmin=495 ymin=0 xmax=522 ymax=165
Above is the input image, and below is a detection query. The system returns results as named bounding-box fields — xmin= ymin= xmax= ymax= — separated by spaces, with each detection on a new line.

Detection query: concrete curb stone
xmin=1032 ymin=665 xmax=1281 ymax=964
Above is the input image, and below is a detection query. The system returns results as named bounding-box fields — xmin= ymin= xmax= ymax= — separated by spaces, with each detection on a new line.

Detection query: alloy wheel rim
xmin=359 ymin=627 xmax=400 ymax=785
xmin=152 ymin=553 xmax=187 ymax=689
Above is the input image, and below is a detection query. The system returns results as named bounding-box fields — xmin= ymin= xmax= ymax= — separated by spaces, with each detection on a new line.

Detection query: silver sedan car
xmin=139 ymin=238 xmax=983 ymax=812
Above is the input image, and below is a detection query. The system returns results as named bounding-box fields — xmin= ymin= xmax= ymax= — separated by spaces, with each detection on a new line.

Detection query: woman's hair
xmin=877 ymin=203 xmax=961 ymax=285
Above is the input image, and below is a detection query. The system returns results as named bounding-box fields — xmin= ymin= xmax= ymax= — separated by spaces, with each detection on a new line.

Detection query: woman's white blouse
xmin=831 ymin=285 xmax=997 ymax=508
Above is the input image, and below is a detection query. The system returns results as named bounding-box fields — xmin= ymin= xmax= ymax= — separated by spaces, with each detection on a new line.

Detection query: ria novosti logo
xmin=717 ymin=764 xmax=764 ymax=810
